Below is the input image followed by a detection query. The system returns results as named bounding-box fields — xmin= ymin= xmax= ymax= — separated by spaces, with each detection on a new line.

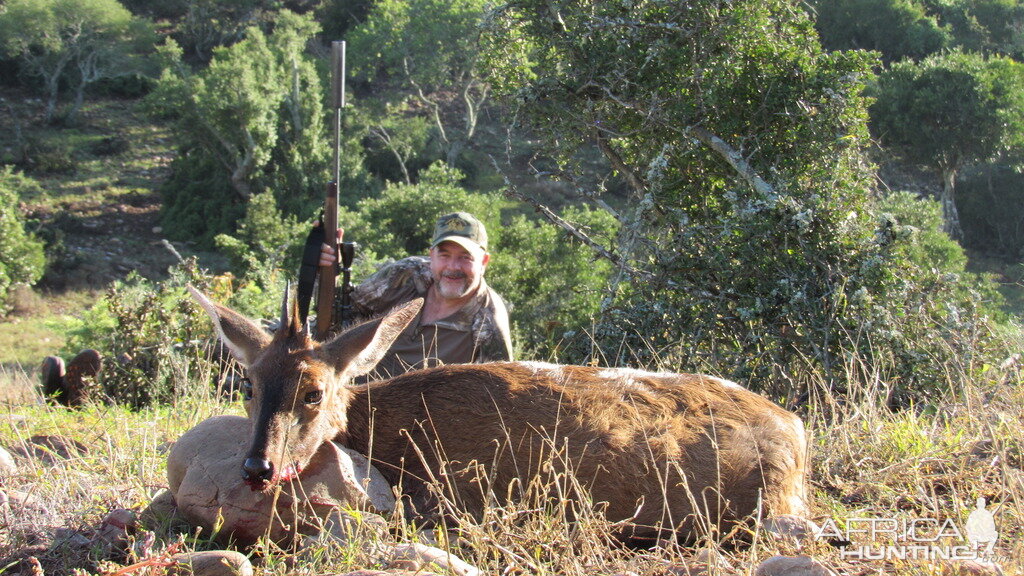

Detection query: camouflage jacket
xmin=348 ymin=256 xmax=513 ymax=379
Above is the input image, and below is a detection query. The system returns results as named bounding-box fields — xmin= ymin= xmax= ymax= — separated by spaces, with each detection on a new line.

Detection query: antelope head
xmin=188 ymin=285 xmax=422 ymax=490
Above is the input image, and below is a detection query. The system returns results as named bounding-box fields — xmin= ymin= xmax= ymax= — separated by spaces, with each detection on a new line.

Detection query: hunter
xmin=320 ymin=212 xmax=513 ymax=379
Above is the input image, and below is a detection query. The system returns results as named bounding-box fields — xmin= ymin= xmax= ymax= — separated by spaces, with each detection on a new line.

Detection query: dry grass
xmin=0 ymin=356 xmax=1022 ymax=576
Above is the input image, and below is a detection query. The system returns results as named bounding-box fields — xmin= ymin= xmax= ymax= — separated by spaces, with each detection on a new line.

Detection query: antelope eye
xmin=240 ymin=378 xmax=254 ymax=401
xmin=304 ymin=390 xmax=323 ymax=405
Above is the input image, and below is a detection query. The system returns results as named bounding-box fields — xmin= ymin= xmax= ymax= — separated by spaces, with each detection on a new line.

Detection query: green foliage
xmin=870 ymin=50 xmax=1024 ymax=237
xmin=349 ymin=0 xmax=486 ymax=90
xmin=0 ymin=0 xmax=157 ymax=122
xmin=177 ymin=0 xmax=282 ymax=62
xmin=923 ymin=0 xmax=1024 ymax=59
xmin=349 ymin=0 xmax=491 ymax=165
xmin=482 ymin=0 xmax=1003 ymax=398
xmin=339 ymin=162 xmax=509 ymax=259
xmin=812 ymin=0 xmax=1024 ymax=61
xmin=363 ymin=102 xmax=440 ymax=184
xmin=59 ymin=259 xmax=282 ymax=407
xmin=148 ymin=10 xmax=369 ymax=245
xmin=158 ymin=151 xmax=243 ymax=245
xmin=316 ymin=0 xmax=375 ymax=41
xmin=957 ymin=162 xmax=1024 ymax=258
xmin=878 ymin=191 xmax=967 ymax=274
xmin=811 ymin=0 xmax=950 ymax=62
xmin=0 ymin=168 xmax=47 ymax=316
xmin=214 ymin=190 xmax=306 ymax=281
xmin=871 ymin=51 xmax=1024 ymax=172
xmin=487 ymin=207 xmax=618 ymax=359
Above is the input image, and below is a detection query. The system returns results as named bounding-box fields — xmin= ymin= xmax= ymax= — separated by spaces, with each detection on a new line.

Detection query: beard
xmin=435 ymin=271 xmax=472 ymax=299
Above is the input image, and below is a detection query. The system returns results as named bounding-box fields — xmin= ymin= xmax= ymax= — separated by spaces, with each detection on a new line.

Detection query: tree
xmin=349 ymin=0 xmax=490 ymax=166
xmin=0 ymin=0 xmax=156 ymax=123
xmin=481 ymin=0 xmax=999 ymax=394
xmin=147 ymin=11 xmax=367 ymax=243
xmin=0 ymin=168 xmax=47 ymax=315
xmin=870 ymin=51 xmax=1024 ymax=239
xmin=811 ymin=0 xmax=951 ymax=62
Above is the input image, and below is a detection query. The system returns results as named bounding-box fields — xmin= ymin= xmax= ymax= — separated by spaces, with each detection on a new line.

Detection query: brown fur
xmin=188 ymin=287 xmax=808 ymax=541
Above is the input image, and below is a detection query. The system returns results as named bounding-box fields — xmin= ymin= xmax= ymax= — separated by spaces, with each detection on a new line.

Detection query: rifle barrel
xmin=316 ymin=40 xmax=347 ymax=340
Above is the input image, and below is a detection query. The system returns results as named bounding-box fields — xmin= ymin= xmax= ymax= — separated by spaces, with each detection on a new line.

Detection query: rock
xmin=49 ymin=528 xmax=92 ymax=551
xmin=63 ymin=349 xmax=102 ymax=406
xmin=167 ymin=551 xmax=253 ymax=576
xmin=168 ymin=415 xmax=395 ymax=547
xmin=39 ymin=356 xmax=65 ymax=403
xmin=12 ymin=435 xmax=88 ymax=464
xmin=763 ymin=515 xmax=820 ymax=546
xmin=0 ymin=445 xmax=16 ymax=476
xmin=755 ymin=556 xmax=837 ymax=576
xmin=4 ymin=490 xmax=47 ymax=514
xmin=93 ymin=508 xmax=136 ymax=551
xmin=387 ymin=542 xmax=482 ymax=576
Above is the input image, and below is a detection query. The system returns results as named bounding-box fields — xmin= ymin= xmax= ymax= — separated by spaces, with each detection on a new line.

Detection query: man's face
xmin=429 ymin=240 xmax=490 ymax=300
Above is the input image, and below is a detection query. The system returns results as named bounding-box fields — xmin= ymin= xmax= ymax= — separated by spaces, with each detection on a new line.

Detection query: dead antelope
xmin=189 ymin=287 xmax=809 ymax=541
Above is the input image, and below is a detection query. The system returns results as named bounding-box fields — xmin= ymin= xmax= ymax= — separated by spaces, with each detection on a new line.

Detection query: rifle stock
xmin=315 ymin=41 xmax=347 ymax=340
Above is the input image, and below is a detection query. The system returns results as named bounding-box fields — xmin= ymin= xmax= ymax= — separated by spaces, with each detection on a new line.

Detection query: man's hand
xmin=319 ymin=228 xmax=344 ymax=267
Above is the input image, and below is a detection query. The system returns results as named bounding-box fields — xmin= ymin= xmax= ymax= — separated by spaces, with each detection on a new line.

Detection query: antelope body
xmin=190 ymin=287 xmax=808 ymax=540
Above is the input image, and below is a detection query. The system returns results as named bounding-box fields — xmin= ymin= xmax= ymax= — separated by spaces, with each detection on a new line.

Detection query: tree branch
xmin=489 ymin=156 xmax=653 ymax=281
xmin=683 ymin=126 xmax=778 ymax=199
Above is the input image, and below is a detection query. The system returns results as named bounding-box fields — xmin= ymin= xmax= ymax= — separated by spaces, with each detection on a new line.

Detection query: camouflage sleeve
xmin=350 ymin=257 xmax=431 ymax=321
xmin=472 ymin=288 xmax=514 ymax=363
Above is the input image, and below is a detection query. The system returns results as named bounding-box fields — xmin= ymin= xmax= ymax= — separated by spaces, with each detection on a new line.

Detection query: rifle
xmin=313 ymin=40 xmax=355 ymax=340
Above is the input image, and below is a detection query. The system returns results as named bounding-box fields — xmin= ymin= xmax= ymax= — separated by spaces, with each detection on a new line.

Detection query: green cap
xmin=431 ymin=212 xmax=488 ymax=253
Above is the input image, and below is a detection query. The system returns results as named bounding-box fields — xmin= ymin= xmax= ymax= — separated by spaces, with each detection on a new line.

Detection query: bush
xmin=214 ymin=190 xmax=307 ymax=300
xmin=958 ymin=162 xmax=1024 ymax=258
xmin=0 ymin=167 xmax=47 ymax=316
xmin=21 ymin=137 xmax=77 ymax=175
xmin=59 ymin=258 xmax=281 ymax=407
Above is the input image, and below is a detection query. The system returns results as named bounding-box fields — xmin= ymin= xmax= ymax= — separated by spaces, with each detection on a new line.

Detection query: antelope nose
xmin=242 ymin=457 xmax=274 ymax=482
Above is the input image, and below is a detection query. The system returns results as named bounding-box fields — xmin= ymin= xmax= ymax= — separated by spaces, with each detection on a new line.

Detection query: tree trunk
xmin=940 ymin=165 xmax=963 ymax=241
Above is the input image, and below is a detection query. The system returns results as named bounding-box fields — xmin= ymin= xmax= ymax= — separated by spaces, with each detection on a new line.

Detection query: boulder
xmin=168 ymin=415 xmax=394 ymax=547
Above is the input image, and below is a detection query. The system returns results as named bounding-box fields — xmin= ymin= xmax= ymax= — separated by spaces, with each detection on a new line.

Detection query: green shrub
xmin=214 ymin=190 xmax=307 ymax=303
xmin=59 ymin=259 xmax=260 ymax=408
xmin=958 ymin=162 xmax=1024 ymax=258
xmin=0 ymin=167 xmax=46 ymax=316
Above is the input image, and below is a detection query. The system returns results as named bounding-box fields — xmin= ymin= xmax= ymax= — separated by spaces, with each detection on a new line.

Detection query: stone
xmin=63 ymin=349 xmax=102 ymax=406
xmin=39 ymin=356 xmax=65 ymax=403
xmin=93 ymin=508 xmax=136 ymax=550
xmin=763 ymin=515 xmax=821 ymax=546
xmin=12 ymin=435 xmax=88 ymax=464
xmin=0 ymin=445 xmax=16 ymax=476
xmin=166 ymin=551 xmax=253 ymax=576
xmin=168 ymin=415 xmax=395 ymax=547
xmin=387 ymin=542 xmax=481 ymax=576
xmin=755 ymin=556 xmax=838 ymax=576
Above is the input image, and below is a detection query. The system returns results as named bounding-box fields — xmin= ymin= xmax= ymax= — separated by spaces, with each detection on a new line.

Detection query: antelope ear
xmin=188 ymin=285 xmax=272 ymax=367
xmin=317 ymin=298 xmax=423 ymax=378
